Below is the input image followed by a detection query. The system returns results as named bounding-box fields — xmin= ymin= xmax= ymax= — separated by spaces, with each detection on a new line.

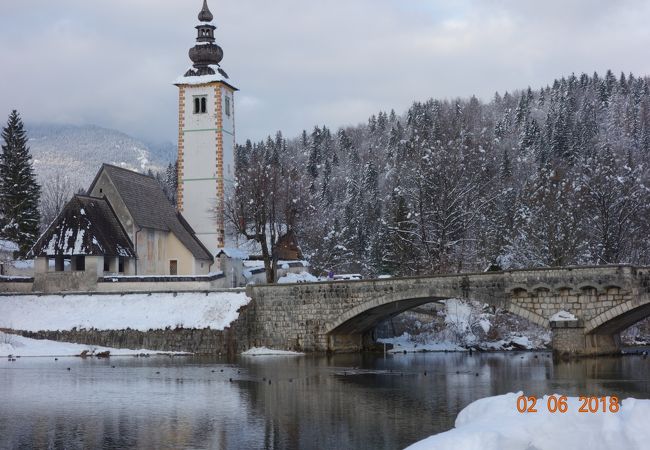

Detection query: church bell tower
xmin=175 ymin=0 xmax=237 ymax=255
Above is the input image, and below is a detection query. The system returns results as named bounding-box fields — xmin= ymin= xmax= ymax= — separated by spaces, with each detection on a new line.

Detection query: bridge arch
xmin=586 ymin=296 xmax=650 ymax=335
xmin=325 ymin=290 xmax=549 ymax=337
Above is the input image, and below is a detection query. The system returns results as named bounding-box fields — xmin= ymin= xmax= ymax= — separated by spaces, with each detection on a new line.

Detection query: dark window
xmin=194 ymin=96 xmax=208 ymax=114
xmin=103 ymin=257 xmax=110 ymax=272
xmin=225 ymin=96 xmax=231 ymax=117
xmin=170 ymin=260 xmax=178 ymax=276
xmin=119 ymin=257 xmax=125 ymax=273
xmin=75 ymin=256 xmax=85 ymax=271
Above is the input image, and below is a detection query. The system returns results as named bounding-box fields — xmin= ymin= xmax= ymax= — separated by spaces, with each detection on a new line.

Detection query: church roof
xmin=88 ymin=164 xmax=213 ymax=262
xmin=31 ymin=195 xmax=135 ymax=257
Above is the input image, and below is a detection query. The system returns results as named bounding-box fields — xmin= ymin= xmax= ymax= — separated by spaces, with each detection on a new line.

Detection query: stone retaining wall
xmin=11 ymin=304 xmax=253 ymax=357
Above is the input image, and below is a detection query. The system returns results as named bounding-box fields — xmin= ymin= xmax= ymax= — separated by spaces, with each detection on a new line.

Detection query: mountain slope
xmin=27 ymin=124 xmax=173 ymax=190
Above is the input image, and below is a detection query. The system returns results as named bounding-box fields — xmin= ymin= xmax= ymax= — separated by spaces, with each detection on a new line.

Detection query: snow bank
xmin=277 ymin=272 xmax=318 ymax=284
xmin=241 ymin=347 xmax=304 ymax=356
xmin=0 ymin=292 xmax=250 ymax=332
xmin=406 ymin=392 xmax=650 ymax=450
xmin=0 ymin=332 xmax=187 ymax=357
xmin=378 ymin=333 xmax=466 ymax=353
xmin=550 ymin=310 xmax=578 ymax=321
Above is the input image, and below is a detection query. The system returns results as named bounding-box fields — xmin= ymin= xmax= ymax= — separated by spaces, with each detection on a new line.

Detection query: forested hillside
xmin=234 ymin=70 xmax=650 ymax=277
xmin=29 ymin=124 xmax=168 ymax=190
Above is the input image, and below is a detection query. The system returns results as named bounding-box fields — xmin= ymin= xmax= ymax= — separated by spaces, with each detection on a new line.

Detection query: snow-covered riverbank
xmin=241 ymin=347 xmax=304 ymax=356
xmin=377 ymin=298 xmax=551 ymax=353
xmin=406 ymin=392 xmax=650 ymax=450
xmin=0 ymin=332 xmax=187 ymax=357
xmin=0 ymin=292 xmax=250 ymax=332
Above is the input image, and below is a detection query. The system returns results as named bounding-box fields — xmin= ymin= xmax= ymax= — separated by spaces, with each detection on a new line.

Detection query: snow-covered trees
xmin=232 ymin=71 xmax=650 ymax=277
xmin=227 ymin=136 xmax=304 ymax=283
xmin=0 ymin=110 xmax=41 ymax=257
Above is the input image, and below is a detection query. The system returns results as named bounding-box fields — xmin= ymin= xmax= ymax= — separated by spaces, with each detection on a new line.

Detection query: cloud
xmin=1 ymin=0 xmax=648 ymax=148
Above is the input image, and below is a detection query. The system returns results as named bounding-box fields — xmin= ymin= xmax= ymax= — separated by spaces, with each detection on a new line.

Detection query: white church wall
xmin=221 ymin=86 xmax=236 ymax=187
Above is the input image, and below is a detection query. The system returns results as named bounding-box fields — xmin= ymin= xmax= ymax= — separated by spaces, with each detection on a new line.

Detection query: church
xmin=30 ymin=1 xmax=236 ymax=286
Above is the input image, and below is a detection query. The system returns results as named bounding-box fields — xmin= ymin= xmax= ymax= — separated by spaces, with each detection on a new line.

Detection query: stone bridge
xmin=246 ymin=265 xmax=650 ymax=356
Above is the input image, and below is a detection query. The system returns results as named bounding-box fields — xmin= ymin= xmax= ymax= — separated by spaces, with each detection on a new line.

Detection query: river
xmin=1 ymin=351 xmax=649 ymax=449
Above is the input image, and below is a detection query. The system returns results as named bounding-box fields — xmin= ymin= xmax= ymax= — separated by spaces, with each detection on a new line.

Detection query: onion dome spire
xmin=198 ymin=0 xmax=214 ymax=22
xmin=185 ymin=0 xmax=229 ymax=78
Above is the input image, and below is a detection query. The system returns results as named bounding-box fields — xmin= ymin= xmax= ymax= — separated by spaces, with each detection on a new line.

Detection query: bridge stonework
xmin=246 ymin=266 xmax=650 ymax=356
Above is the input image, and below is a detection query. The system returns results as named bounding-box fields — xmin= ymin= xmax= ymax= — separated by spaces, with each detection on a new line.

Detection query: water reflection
xmin=1 ymin=352 xmax=648 ymax=450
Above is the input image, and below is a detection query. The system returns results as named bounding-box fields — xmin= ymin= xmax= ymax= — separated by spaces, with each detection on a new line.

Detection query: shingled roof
xmin=31 ymin=195 xmax=135 ymax=257
xmin=88 ymin=164 xmax=213 ymax=261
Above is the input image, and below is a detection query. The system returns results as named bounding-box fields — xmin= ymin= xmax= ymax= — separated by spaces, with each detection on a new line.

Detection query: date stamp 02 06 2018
xmin=516 ymin=394 xmax=621 ymax=414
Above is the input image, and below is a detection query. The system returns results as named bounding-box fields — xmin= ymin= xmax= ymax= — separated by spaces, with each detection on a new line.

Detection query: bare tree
xmin=225 ymin=137 xmax=304 ymax=283
xmin=40 ymin=172 xmax=78 ymax=230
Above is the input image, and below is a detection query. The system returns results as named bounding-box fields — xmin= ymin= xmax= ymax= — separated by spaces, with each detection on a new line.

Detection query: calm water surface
xmin=1 ymin=351 xmax=649 ymax=450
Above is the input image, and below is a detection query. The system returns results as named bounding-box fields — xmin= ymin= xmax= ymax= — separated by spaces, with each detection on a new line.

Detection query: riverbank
xmin=377 ymin=298 xmax=552 ymax=353
xmin=0 ymin=291 xmax=252 ymax=356
xmin=0 ymin=332 xmax=189 ymax=357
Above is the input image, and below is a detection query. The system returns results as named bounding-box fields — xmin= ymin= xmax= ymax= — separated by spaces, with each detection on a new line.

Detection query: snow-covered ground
xmin=241 ymin=347 xmax=304 ymax=356
xmin=406 ymin=392 xmax=650 ymax=450
xmin=0 ymin=292 xmax=250 ymax=332
xmin=0 ymin=332 xmax=187 ymax=357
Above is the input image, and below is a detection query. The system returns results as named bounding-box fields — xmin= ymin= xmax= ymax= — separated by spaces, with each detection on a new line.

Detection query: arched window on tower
xmin=193 ymin=96 xmax=208 ymax=115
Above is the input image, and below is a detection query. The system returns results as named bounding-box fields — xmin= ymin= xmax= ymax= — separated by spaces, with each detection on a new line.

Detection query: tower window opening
xmin=225 ymin=96 xmax=231 ymax=117
xmin=194 ymin=96 xmax=207 ymax=114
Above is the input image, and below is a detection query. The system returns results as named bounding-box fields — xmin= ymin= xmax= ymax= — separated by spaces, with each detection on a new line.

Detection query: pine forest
xmin=232 ymin=71 xmax=650 ymax=277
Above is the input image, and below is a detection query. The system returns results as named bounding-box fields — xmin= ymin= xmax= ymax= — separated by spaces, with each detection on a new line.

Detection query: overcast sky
xmin=2 ymin=0 xmax=650 ymax=145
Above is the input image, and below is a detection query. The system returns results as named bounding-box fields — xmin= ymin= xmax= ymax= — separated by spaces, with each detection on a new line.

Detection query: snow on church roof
xmin=30 ymin=195 xmax=135 ymax=258
xmin=174 ymin=66 xmax=238 ymax=90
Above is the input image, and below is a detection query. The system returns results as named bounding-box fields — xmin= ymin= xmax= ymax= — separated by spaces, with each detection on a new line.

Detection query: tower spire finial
xmin=184 ymin=0 xmax=227 ymax=78
xmin=198 ymin=0 xmax=214 ymax=23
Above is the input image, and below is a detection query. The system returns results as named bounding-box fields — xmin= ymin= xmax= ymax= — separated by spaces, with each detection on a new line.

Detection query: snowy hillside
xmin=28 ymin=124 xmax=173 ymax=189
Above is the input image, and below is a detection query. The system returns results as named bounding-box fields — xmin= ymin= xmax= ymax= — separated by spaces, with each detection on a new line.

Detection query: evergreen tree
xmin=0 ymin=110 xmax=41 ymax=257
xmin=165 ymin=160 xmax=178 ymax=206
